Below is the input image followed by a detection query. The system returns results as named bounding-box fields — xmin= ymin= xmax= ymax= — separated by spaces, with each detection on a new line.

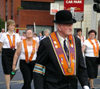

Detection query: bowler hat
xmin=53 ymin=10 xmax=76 ymax=24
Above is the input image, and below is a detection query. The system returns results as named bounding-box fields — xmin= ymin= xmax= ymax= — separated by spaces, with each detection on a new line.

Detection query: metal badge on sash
xmin=67 ymin=67 xmax=72 ymax=73
xmin=7 ymin=34 xmax=15 ymax=49
xmin=11 ymin=46 xmax=15 ymax=50
xmin=27 ymin=60 xmax=29 ymax=63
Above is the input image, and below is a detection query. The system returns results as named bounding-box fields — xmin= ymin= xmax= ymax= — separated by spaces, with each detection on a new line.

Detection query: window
xmin=21 ymin=1 xmax=50 ymax=10
xmin=26 ymin=25 xmax=54 ymax=35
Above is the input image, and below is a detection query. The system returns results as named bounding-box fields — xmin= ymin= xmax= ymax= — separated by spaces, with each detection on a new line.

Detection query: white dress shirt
xmin=57 ymin=32 xmax=69 ymax=48
xmin=19 ymin=40 xmax=37 ymax=61
xmin=0 ymin=32 xmax=21 ymax=49
xmin=83 ymin=39 xmax=100 ymax=57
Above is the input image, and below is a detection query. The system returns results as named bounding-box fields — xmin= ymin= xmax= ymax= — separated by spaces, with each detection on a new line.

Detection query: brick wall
xmin=17 ymin=10 xmax=54 ymax=27
xmin=13 ymin=0 xmax=21 ymax=22
xmin=0 ymin=0 xmax=55 ymax=28
xmin=0 ymin=0 xmax=6 ymax=20
xmin=21 ymin=0 xmax=54 ymax=3
xmin=7 ymin=0 xmax=11 ymax=19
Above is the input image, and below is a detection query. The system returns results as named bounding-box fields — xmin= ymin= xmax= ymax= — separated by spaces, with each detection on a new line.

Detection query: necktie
xmin=64 ymin=40 xmax=69 ymax=60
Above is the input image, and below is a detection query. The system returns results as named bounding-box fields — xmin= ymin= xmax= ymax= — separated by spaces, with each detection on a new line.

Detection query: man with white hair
xmin=33 ymin=10 xmax=90 ymax=89
xmin=42 ymin=29 xmax=50 ymax=39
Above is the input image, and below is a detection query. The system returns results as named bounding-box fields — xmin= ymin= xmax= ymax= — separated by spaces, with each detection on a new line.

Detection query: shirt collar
xmin=6 ymin=32 xmax=15 ymax=35
xmin=57 ymin=32 xmax=68 ymax=42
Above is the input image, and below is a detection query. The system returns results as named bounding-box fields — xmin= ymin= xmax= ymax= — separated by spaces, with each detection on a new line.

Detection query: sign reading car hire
xmin=64 ymin=0 xmax=84 ymax=12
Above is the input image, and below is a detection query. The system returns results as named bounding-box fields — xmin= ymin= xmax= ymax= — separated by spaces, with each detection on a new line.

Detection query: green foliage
xmin=17 ymin=6 xmax=23 ymax=11
xmin=0 ymin=17 xmax=5 ymax=32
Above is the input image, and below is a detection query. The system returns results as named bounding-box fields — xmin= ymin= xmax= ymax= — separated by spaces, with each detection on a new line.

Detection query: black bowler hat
xmin=53 ymin=10 xmax=76 ymax=24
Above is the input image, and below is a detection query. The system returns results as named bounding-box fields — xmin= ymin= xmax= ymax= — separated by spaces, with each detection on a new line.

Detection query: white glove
xmin=83 ymin=86 xmax=90 ymax=89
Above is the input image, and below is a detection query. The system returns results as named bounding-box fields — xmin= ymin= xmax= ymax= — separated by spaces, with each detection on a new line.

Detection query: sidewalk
xmin=0 ymin=61 xmax=100 ymax=89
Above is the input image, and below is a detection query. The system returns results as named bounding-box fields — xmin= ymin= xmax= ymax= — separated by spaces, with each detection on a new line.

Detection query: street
xmin=0 ymin=56 xmax=100 ymax=89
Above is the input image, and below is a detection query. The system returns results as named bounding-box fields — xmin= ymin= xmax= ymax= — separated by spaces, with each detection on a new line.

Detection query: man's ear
xmin=57 ymin=24 xmax=62 ymax=31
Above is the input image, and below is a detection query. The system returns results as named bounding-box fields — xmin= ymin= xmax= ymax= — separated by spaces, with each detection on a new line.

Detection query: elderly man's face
xmin=57 ymin=24 xmax=73 ymax=37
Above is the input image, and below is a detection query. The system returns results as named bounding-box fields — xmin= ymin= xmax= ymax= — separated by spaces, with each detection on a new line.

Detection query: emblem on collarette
xmin=27 ymin=60 xmax=29 ymax=63
xmin=67 ymin=67 xmax=72 ymax=73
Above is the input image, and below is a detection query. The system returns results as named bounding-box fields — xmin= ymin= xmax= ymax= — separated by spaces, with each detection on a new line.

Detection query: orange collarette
xmin=7 ymin=34 xmax=15 ymax=48
xmin=23 ymin=39 xmax=36 ymax=62
xmin=88 ymin=39 xmax=99 ymax=57
xmin=49 ymin=32 xmax=76 ymax=76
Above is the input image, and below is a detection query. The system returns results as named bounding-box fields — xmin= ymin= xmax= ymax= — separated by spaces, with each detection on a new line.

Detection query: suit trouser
xmin=44 ymin=76 xmax=78 ymax=89
xmin=20 ymin=60 xmax=35 ymax=89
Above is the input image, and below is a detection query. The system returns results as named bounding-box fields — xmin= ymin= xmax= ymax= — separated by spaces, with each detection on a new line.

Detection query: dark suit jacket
xmin=33 ymin=35 xmax=89 ymax=89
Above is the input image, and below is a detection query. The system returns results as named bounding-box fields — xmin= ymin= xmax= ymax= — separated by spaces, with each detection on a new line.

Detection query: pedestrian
xmin=33 ymin=32 xmax=39 ymax=44
xmin=33 ymin=10 xmax=90 ymax=89
xmin=0 ymin=28 xmax=5 ymax=38
xmin=0 ymin=19 xmax=21 ymax=89
xmin=77 ymin=28 xmax=85 ymax=46
xmin=12 ymin=28 xmax=39 ymax=89
xmin=42 ymin=29 xmax=50 ymax=39
xmin=38 ymin=32 xmax=43 ymax=41
xmin=21 ymin=32 xmax=26 ymax=40
xmin=82 ymin=30 xmax=100 ymax=89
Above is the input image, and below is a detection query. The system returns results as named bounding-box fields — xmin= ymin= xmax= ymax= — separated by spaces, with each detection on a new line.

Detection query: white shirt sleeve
xmin=36 ymin=37 xmax=39 ymax=43
xmin=0 ymin=33 xmax=5 ymax=43
xmin=16 ymin=33 xmax=21 ymax=43
xmin=98 ymin=40 xmax=100 ymax=48
xmin=83 ymin=40 xmax=88 ymax=46
xmin=84 ymin=36 xmax=86 ymax=41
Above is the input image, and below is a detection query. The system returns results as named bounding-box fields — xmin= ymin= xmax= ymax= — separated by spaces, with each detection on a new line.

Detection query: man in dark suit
xmin=33 ymin=10 xmax=90 ymax=89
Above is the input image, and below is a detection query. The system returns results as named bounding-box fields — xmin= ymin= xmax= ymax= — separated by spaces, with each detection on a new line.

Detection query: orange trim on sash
xmin=88 ymin=39 xmax=99 ymax=57
xmin=7 ymin=34 xmax=15 ymax=48
xmin=68 ymin=35 xmax=74 ymax=47
xmin=23 ymin=39 xmax=36 ymax=62
xmin=49 ymin=32 xmax=76 ymax=76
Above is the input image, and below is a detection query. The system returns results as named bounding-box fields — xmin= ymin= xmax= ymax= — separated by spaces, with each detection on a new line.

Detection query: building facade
xmin=0 ymin=0 xmax=54 ymax=33
xmin=55 ymin=0 xmax=100 ymax=40
xmin=0 ymin=0 xmax=100 ymax=40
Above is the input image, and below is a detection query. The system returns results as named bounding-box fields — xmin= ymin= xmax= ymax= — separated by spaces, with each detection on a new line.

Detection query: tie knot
xmin=63 ymin=39 xmax=69 ymax=60
xmin=64 ymin=40 xmax=66 ymax=43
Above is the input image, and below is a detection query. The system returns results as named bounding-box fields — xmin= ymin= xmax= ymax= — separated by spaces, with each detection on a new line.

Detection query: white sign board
xmin=50 ymin=3 xmax=59 ymax=15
